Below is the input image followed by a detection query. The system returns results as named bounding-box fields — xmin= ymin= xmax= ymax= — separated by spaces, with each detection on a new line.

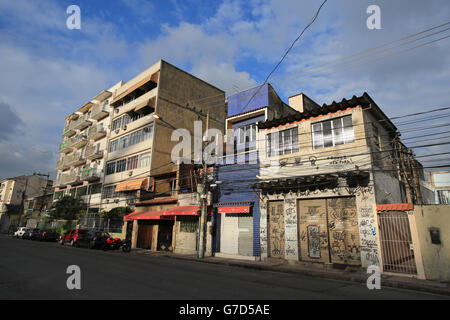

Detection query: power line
xmin=240 ymin=0 xmax=328 ymax=114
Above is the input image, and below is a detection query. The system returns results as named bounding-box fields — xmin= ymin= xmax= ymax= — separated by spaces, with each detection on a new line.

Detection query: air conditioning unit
xmin=128 ymin=171 xmax=133 ymax=176
xmin=115 ymin=108 xmax=119 ymax=113
xmin=123 ymin=125 xmax=127 ymax=130
xmin=115 ymin=129 xmax=120 ymax=134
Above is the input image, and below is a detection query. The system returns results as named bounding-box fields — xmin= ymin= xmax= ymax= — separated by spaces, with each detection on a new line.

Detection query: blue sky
xmin=0 ymin=0 xmax=449 ymax=179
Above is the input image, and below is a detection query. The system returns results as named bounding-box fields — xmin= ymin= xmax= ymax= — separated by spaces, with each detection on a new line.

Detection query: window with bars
xmin=102 ymin=185 xmax=117 ymax=198
xmin=127 ymin=155 xmax=139 ymax=170
xmin=266 ymin=127 xmax=299 ymax=157
xmin=116 ymin=159 xmax=127 ymax=173
xmin=312 ymin=115 xmax=354 ymax=149
xmin=106 ymin=162 xmax=116 ymax=175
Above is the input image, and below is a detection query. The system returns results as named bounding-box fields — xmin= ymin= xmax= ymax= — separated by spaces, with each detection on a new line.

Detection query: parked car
xmin=36 ymin=229 xmax=59 ymax=242
xmin=59 ymin=229 xmax=89 ymax=246
xmin=75 ymin=231 xmax=110 ymax=249
xmin=14 ymin=227 xmax=27 ymax=238
xmin=22 ymin=228 xmax=40 ymax=240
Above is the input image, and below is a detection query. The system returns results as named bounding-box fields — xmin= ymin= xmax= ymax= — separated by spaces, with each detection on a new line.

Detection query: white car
xmin=14 ymin=227 xmax=27 ymax=238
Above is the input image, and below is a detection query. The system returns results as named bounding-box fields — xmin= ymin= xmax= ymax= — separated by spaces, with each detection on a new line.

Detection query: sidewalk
xmin=132 ymin=249 xmax=450 ymax=296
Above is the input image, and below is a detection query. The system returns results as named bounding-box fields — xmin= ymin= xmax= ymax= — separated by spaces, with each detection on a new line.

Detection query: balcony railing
xmin=65 ymin=151 xmax=86 ymax=167
xmin=85 ymin=144 xmax=104 ymax=160
xmin=61 ymin=170 xmax=81 ymax=186
xmin=73 ymin=113 xmax=92 ymax=130
xmin=59 ymin=141 xmax=72 ymax=154
xmin=90 ymin=103 xmax=110 ymax=121
xmin=88 ymin=123 xmax=107 ymax=141
xmin=80 ymin=166 xmax=101 ymax=181
xmin=62 ymin=121 xmax=77 ymax=137
xmin=68 ymin=134 xmax=88 ymax=149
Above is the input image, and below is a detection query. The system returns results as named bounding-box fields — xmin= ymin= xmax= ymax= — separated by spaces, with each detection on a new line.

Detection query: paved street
xmin=0 ymin=235 xmax=447 ymax=300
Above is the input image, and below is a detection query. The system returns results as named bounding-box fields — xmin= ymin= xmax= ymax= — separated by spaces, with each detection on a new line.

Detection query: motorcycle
xmin=102 ymin=236 xmax=131 ymax=253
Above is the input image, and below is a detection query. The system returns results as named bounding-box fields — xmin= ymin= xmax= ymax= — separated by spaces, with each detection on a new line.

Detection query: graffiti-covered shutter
xmin=268 ymin=201 xmax=285 ymax=259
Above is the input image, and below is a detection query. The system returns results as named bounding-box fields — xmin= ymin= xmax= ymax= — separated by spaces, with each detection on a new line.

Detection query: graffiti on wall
xmin=307 ymin=225 xmax=321 ymax=258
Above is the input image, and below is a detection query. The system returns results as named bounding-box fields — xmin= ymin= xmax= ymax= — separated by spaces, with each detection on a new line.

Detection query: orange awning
xmin=124 ymin=211 xmax=174 ymax=221
xmin=115 ymin=178 xmax=148 ymax=192
xmin=376 ymin=203 xmax=414 ymax=212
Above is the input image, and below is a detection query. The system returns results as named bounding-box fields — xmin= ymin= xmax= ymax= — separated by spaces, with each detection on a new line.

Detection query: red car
xmin=59 ymin=229 xmax=89 ymax=247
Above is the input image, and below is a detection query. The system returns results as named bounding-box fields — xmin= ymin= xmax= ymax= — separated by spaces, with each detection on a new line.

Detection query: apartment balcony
xmin=85 ymin=144 xmax=104 ymax=160
xmin=56 ymin=159 xmax=64 ymax=170
xmin=88 ymin=123 xmax=107 ymax=141
xmin=59 ymin=141 xmax=73 ymax=154
xmin=114 ymin=90 xmax=156 ymax=117
xmin=90 ymin=103 xmax=110 ymax=121
xmin=62 ymin=121 xmax=77 ymax=138
xmin=80 ymin=166 xmax=101 ymax=182
xmin=69 ymin=134 xmax=88 ymax=149
xmin=61 ymin=170 xmax=81 ymax=186
xmin=73 ymin=114 xmax=92 ymax=131
xmin=65 ymin=151 xmax=86 ymax=167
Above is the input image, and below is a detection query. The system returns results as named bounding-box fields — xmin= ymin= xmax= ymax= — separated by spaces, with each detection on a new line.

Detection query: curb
xmin=161 ymin=254 xmax=450 ymax=296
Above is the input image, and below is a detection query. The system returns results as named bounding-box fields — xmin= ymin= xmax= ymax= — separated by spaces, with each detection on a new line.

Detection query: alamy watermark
xmin=367 ymin=5 xmax=381 ymax=30
xmin=66 ymin=265 xmax=81 ymax=290
xmin=66 ymin=5 xmax=81 ymax=30
xmin=366 ymin=265 xmax=381 ymax=290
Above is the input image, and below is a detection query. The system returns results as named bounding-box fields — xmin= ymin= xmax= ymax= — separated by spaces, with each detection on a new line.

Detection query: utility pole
xmin=408 ymin=149 xmax=423 ymax=205
xmin=396 ymin=139 xmax=413 ymax=203
xmin=198 ymin=113 xmax=210 ymax=259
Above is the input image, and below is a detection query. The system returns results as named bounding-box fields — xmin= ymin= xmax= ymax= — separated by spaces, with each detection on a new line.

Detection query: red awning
xmin=218 ymin=206 xmax=251 ymax=214
xmin=376 ymin=203 xmax=414 ymax=212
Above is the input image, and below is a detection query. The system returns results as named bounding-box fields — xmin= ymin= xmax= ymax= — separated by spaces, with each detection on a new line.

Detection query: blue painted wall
xmin=216 ymin=161 xmax=260 ymax=257
xmin=227 ymin=84 xmax=268 ymax=117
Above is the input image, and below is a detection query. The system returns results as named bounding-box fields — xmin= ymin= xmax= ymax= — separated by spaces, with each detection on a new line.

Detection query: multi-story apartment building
xmin=0 ymin=174 xmax=52 ymax=233
xmin=252 ymin=92 xmax=425 ymax=274
xmin=104 ymin=60 xmax=226 ymax=250
xmin=53 ymin=81 xmax=123 ymax=211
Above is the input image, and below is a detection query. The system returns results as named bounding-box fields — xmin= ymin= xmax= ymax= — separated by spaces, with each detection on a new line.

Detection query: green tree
xmin=49 ymin=196 xmax=86 ymax=221
xmin=99 ymin=206 xmax=132 ymax=219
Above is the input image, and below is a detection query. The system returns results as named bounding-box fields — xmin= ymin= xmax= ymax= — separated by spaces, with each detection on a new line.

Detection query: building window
xmin=312 ymin=115 xmax=354 ymax=149
xmin=102 ymin=185 xmax=117 ymax=198
xmin=119 ymin=135 xmax=129 ymax=149
xmin=106 ymin=162 xmax=116 ymax=175
xmin=142 ymin=125 xmax=153 ymax=140
xmin=127 ymin=155 xmax=139 ymax=170
xmin=89 ymin=183 xmax=102 ymax=194
xmin=139 ymin=152 xmax=151 ymax=168
xmin=112 ymin=118 xmax=122 ymax=131
xmin=437 ymin=190 xmax=450 ymax=204
xmin=109 ymin=140 xmax=118 ymax=152
xmin=266 ymin=127 xmax=299 ymax=157
xmin=238 ymin=124 xmax=257 ymax=145
xmin=116 ymin=159 xmax=127 ymax=173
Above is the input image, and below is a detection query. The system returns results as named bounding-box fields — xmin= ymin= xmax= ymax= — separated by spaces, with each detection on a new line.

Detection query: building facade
xmin=253 ymin=93 xmax=417 ymax=270
xmin=213 ymin=84 xmax=302 ymax=260
xmin=0 ymin=174 xmax=52 ymax=233
xmin=116 ymin=60 xmax=227 ymax=251
xmin=53 ymin=82 xmax=123 ymax=214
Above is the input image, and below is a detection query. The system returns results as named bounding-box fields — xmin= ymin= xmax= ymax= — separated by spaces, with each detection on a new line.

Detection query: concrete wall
xmin=412 ymin=205 xmax=450 ymax=281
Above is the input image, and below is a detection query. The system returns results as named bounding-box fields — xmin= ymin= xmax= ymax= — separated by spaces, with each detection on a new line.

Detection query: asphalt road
xmin=0 ymin=234 xmax=447 ymax=300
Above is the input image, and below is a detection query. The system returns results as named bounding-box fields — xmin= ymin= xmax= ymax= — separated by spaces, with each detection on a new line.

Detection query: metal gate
xmin=378 ymin=211 xmax=417 ymax=274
